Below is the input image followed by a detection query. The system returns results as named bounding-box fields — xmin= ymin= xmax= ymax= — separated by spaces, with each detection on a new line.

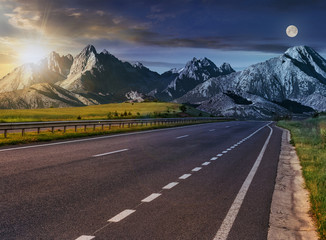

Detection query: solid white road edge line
xmin=92 ymin=149 xmax=128 ymax=157
xmin=141 ymin=193 xmax=162 ymax=203
xmin=75 ymin=235 xmax=95 ymax=240
xmin=176 ymin=135 xmax=189 ymax=139
xmin=213 ymin=125 xmax=273 ymax=240
xmin=162 ymin=182 xmax=179 ymax=189
xmin=0 ymin=122 xmax=212 ymax=153
xmin=179 ymin=174 xmax=191 ymax=179
xmin=108 ymin=209 xmax=136 ymax=222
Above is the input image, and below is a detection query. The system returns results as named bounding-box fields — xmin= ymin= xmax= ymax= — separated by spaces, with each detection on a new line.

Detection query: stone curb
xmin=267 ymin=127 xmax=319 ymax=239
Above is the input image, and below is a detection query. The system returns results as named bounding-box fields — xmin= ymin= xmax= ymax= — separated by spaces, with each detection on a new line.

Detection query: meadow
xmin=278 ymin=117 xmax=326 ymax=239
xmin=0 ymin=102 xmax=209 ymax=122
xmin=0 ymin=102 xmax=215 ymax=146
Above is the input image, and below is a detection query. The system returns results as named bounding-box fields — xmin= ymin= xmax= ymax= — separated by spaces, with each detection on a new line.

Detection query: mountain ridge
xmin=176 ymin=45 xmax=326 ymax=119
xmin=0 ymin=44 xmax=325 ymax=120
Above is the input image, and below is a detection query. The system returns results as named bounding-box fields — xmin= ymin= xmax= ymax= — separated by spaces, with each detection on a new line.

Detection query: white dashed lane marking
xmin=76 ymin=122 xmax=272 ymax=239
xmin=141 ymin=193 xmax=162 ymax=203
xmin=75 ymin=235 xmax=95 ymax=240
xmin=93 ymin=149 xmax=129 ymax=157
xmin=108 ymin=209 xmax=136 ymax=223
xmin=176 ymin=135 xmax=189 ymax=139
xmin=179 ymin=174 xmax=192 ymax=179
xmin=163 ymin=182 xmax=179 ymax=189
xmin=192 ymin=167 xmax=202 ymax=172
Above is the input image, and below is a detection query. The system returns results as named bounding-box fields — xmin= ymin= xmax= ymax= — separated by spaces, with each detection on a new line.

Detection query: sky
xmin=0 ymin=0 xmax=326 ymax=77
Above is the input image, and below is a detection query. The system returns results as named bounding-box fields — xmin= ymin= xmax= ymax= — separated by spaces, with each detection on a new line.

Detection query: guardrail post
xmin=75 ymin=125 xmax=77 ymax=132
xmin=101 ymin=124 xmax=104 ymax=130
xmin=22 ymin=129 xmax=25 ymax=136
xmin=84 ymin=125 xmax=87 ymax=131
xmin=63 ymin=126 xmax=66 ymax=133
xmin=37 ymin=127 xmax=40 ymax=134
xmin=51 ymin=127 xmax=54 ymax=133
xmin=109 ymin=124 xmax=111 ymax=130
xmin=93 ymin=124 xmax=96 ymax=131
xmin=4 ymin=129 xmax=7 ymax=138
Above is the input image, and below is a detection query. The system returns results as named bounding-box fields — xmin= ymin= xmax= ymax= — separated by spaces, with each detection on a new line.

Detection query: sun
xmin=19 ymin=45 xmax=49 ymax=64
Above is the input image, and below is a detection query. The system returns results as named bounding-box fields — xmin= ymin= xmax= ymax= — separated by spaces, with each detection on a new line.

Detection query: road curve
xmin=0 ymin=121 xmax=282 ymax=240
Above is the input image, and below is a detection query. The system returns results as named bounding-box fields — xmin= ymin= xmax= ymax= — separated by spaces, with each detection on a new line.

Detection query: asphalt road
xmin=0 ymin=121 xmax=282 ymax=240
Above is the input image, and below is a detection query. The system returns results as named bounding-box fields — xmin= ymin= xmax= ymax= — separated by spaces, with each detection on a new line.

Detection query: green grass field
xmin=0 ymin=102 xmax=217 ymax=146
xmin=278 ymin=117 xmax=326 ymax=239
xmin=0 ymin=102 xmax=210 ymax=122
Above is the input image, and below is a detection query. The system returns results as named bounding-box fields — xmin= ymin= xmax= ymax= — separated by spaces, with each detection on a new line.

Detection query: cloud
xmin=2 ymin=0 xmax=151 ymax=41
xmin=1 ymin=0 xmax=325 ymax=57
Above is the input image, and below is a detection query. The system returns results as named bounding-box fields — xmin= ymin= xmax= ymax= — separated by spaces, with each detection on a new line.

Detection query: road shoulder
xmin=268 ymin=127 xmax=319 ymax=239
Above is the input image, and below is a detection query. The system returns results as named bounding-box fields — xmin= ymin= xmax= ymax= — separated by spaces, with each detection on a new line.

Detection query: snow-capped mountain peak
xmin=284 ymin=45 xmax=326 ymax=81
xmin=158 ymin=57 xmax=234 ymax=100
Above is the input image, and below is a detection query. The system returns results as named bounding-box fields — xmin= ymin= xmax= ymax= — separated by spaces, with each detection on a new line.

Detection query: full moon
xmin=286 ymin=25 xmax=298 ymax=38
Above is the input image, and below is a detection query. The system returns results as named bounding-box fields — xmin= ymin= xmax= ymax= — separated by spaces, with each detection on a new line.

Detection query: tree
xmin=179 ymin=105 xmax=187 ymax=113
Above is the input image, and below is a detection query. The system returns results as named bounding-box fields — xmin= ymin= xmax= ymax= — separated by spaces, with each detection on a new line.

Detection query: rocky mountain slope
xmin=176 ymin=46 xmax=326 ymax=119
xmin=57 ymin=45 xmax=163 ymax=102
xmin=0 ymin=44 xmax=230 ymax=108
xmin=0 ymin=52 xmax=73 ymax=93
xmin=0 ymin=83 xmax=97 ymax=109
xmin=154 ymin=58 xmax=235 ymax=101
xmin=1 ymin=44 xmax=325 ymax=120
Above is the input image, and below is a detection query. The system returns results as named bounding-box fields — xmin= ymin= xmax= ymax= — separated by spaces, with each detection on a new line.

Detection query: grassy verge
xmin=0 ymin=120 xmax=219 ymax=147
xmin=278 ymin=117 xmax=326 ymax=239
xmin=0 ymin=102 xmax=210 ymax=122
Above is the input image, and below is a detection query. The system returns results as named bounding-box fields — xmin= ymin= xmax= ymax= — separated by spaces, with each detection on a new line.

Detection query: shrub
xmin=179 ymin=105 xmax=187 ymax=113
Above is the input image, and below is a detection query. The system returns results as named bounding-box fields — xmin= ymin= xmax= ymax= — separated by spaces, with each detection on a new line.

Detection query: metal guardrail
xmin=0 ymin=117 xmax=231 ymax=138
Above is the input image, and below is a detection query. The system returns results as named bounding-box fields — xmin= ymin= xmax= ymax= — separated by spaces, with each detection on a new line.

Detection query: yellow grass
xmin=0 ymin=102 xmax=189 ymax=122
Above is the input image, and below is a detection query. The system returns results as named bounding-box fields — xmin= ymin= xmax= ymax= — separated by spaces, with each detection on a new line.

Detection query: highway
xmin=0 ymin=121 xmax=282 ymax=240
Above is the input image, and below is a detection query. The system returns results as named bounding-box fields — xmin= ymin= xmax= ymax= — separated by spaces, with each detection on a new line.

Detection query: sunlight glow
xmin=19 ymin=45 xmax=49 ymax=64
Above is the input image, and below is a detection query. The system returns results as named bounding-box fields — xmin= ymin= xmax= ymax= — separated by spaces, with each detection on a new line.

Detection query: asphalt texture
xmin=0 ymin=121 xmax=282 ymax=240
